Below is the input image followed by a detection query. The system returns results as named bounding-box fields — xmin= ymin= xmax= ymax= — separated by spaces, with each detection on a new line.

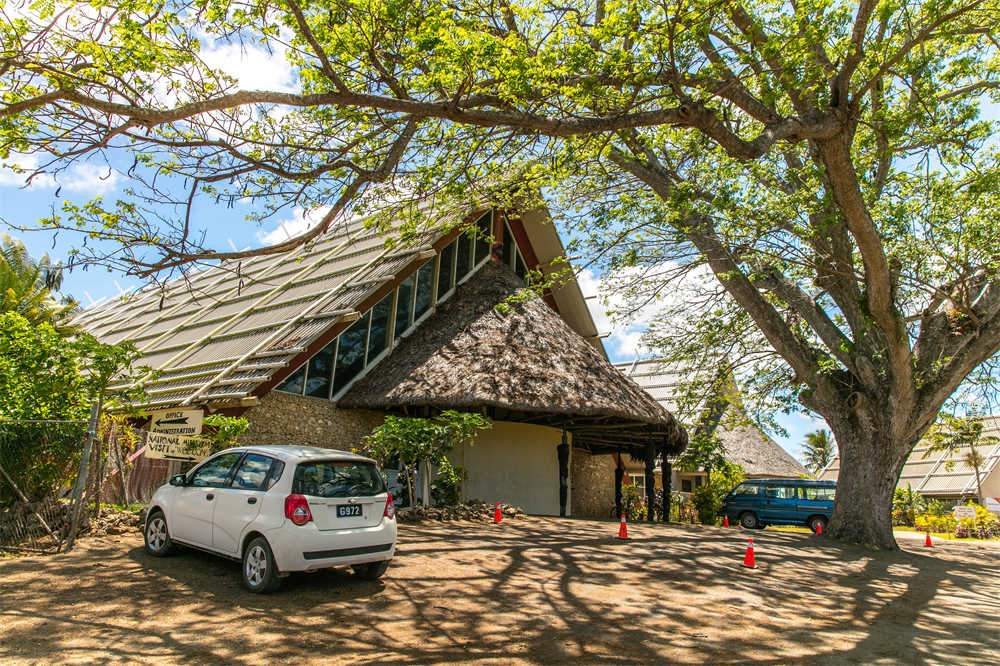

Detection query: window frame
xmin=277 ymin=209 xmax=510 ymax=402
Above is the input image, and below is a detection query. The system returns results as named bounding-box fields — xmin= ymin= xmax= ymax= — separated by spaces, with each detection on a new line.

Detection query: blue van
xmin=719 ymin=478 xmax=836 ymax=532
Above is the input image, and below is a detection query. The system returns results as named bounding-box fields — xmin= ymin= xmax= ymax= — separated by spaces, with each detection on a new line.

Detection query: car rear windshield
xmin=292 ymin=460 xmax=386 ymax=498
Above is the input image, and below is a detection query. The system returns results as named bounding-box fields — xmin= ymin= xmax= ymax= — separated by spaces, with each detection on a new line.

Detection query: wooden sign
xmin=148 ymin=408 xmax=204 ymax=436
xmin=145 ymin=432 xmax=210 ymax=462
xmin=952 ymin=505 xmax=977 ymax=519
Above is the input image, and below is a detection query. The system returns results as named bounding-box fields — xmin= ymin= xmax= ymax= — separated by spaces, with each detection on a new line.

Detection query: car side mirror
xmin=169 ymin=474 xmax=187 ymax=487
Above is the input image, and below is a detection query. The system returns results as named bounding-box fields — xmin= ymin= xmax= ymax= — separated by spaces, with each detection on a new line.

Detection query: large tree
xmin=3 ymin=0 xmax=1000 ymax=548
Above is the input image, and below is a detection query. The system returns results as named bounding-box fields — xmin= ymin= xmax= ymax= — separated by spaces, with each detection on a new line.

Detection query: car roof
xmin=215 ymin=445 xmax=375 ymax=464
xmin=744 ymin=478 xmax=835 ymax=486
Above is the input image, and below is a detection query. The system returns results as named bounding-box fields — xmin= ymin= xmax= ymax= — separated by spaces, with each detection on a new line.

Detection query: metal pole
xmin=64 ymin=398 xmax=101 ymax=552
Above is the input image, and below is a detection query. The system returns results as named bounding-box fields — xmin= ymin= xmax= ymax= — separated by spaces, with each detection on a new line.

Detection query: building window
xmin=394 ymin=273 xmax=415 ymax=341
xmin=628 ymin=474 xmax=645 ymax=490
xmin=474 ymin=211 xmax=492 ymax=265
xmin=681 ymin=479 xmax=693 ymax=493
xmin=305 ymin=340 xmax=335 ymax=398
xmin=275 ymin=363 xmax=306 ymax=395
xmin=437 ymin=240 xmax=457 ymax=300
xmin=278 ymin=208 xmax=531 ymax=401
xmin=457 ymin=229 xmax=474 ymax=281
xmin=367 ymin=292 xmax=392 ymax=362
xmin=331 ymin=311 xmax=370 ymax=395
xmin=413 ymin=260 xmax=435 ymax=322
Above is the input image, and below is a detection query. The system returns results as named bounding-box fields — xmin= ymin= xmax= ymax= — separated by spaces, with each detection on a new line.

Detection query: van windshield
xmin=292 ymin=460 xmax=386 ymax=498
xmin=731 ymin=483 xmax=760 ymax=496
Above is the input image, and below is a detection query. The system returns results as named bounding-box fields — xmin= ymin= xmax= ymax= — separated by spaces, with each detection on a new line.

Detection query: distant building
xmin=615 ymin=359 xmax=807 ymax=496
xmin=818 ymin=417 xmax=1000 ymax=502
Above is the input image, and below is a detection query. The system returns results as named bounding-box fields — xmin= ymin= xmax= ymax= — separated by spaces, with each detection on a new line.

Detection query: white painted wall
xmin=452 ymin=421 xmax=568 ymax=516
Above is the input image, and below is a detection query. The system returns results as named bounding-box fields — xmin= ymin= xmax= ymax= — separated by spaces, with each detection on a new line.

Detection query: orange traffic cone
xmin=493 ymin=501 xmax=503 ymax=524
xmin=723 ymin=515 xmax=730 ymax=528
xmin=617 ymin=514 xmax=629 ymax=540
xmin=743 ymin=538 xmax=756 ymax=568
xmin=925 ymin=531 xmax=932 ymax=547
xmin=815 ymin=521 xmax=823 ymax=535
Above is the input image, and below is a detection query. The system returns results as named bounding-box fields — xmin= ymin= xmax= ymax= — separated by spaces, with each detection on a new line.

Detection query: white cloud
xmin=257 ymin=206 xmax=332 ymax=246
xmin=578 ymin=268 xmax=662 ymax=361
xmin=199 ymin=40 xmax=297 ymax=93
xmin=0 ymin=153 xmax=118 ymax=194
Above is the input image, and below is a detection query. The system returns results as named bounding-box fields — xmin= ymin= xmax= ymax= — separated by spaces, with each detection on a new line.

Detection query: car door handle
xmin=206 ymin=493 xmax=214 ymax=501
xmin=247 ymin=497 xmax=257 ymax=505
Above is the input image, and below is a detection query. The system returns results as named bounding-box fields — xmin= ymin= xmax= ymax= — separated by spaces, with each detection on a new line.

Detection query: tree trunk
xmin=973 ymin=463 xmax=984 ymax=506
xmin=825 ymin=423 xmax=911 ymax=550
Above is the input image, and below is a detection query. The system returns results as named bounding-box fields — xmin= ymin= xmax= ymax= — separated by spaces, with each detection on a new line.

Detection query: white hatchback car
xmin=144 ymin=445 xmax=397 ymax=593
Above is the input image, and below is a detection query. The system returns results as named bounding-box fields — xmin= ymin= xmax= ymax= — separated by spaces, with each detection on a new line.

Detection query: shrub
xmin=892 ymin=485 xmax=926 ymax=526
xmin=914 ymin=513 xmax=956 ymax=534
xmin=621 ymin=482 xmax=646 ymax=521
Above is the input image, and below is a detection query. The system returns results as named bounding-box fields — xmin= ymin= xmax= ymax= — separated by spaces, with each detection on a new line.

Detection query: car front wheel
xmin=353 ymin=560 xmax=389 ymax=581
xmin=739 ymin=512 xmax=759 ymax=530
xmin=144 ymin=511 xmax=175 ymax=557
xmin=243 ymin=537 xmax=281 ymax=594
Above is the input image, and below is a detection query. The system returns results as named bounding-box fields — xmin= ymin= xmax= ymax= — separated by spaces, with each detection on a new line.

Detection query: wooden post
xmin=644 ymin=437 xmax=656 ymax=522
xmin=558 ymin=426 xmax=569 ymax=517
xmin=65 ymin=398 xmax=101 ymax=552
xmin=614 ymin=452 xmax=624 ymax=518
xmin=661 ymin=451 xmax=672 ymax=523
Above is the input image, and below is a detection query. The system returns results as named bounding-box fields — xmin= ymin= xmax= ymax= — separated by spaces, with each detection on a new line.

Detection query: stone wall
xmin=240 ymin=390 xmax=385 ymax=451
xmin=571 ymin=449 xmax=616 ymax=518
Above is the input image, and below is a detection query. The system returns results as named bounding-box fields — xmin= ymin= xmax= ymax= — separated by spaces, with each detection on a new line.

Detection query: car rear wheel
xmin=144 ymin=511 xmax=175 ymax=557
xmin=809 ymin=516 xmax=827 ymax=534
xmin=243 ymin=537 xmax=281 ymax=594
xmin=353 ymin=560 xmax=389 ymax=581
xmin=739 ymin=512 xmax=759 ymax=530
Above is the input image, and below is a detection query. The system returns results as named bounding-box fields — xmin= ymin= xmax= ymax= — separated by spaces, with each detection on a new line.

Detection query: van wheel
xmin=739 ymin=512 xmax=759 ymax=529
xmin=809 ymin=516 xmax=827 ymax=534
xmin=353 ymin=560 xmax=389 ymax=581
xmin=243 ymin=537 xmax=281 ymax=594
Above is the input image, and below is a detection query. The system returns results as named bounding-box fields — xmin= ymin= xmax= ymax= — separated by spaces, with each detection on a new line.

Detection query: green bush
xmin=621 ymin=482 xmax=646 ymax=521
xmin=430 ymin=459 xmax=466 ymax=506
xmin=892 ymin=485 xmax=926 ymax=526
xmin=914 ymin=513 xmax=956 ymax=534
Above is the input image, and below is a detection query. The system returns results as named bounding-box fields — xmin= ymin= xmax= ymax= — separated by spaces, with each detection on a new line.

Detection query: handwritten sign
xmin=145 ymin=432 xmax=210 ymax=462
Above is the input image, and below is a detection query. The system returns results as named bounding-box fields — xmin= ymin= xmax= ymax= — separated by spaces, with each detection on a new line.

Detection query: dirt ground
xmin=1 ymin=518 xmax=998 ymax=664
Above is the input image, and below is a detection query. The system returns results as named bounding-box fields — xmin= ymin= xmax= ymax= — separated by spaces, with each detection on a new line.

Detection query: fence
xmin=0 ymin=418 xmax=170 ymax=554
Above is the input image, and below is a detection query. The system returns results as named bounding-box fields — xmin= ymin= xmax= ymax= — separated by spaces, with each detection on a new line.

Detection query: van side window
xmin=765 ymin=486 xmax=797 ymax=499
xmin=732 ymin=483 xmax=759 ymax=496
xmin=802 ymin=487 xmax=835 ymax=501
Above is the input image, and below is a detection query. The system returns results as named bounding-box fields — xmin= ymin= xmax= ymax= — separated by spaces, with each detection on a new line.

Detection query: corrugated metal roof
xmin=76 ymin=212 xmax=450 ymax=408
xmin=817 ymin=416 xmax=1000 ymax=496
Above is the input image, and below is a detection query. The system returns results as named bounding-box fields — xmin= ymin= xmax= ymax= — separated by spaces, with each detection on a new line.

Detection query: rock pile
xmin=396 ymin=499 xmax=526 ymax=524
xmin=87 ymin=506 xmax=144 ymax=537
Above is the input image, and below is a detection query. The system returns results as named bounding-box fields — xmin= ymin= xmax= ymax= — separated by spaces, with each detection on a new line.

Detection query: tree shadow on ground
xmin=0 ymin=518 xmax=997 ymax=663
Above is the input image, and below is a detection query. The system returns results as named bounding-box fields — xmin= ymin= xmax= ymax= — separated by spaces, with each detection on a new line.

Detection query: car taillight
xmin=384 ymin=493 xmax=396 ymax=519
xmin=284 ymin=494 xmax=313 ymax=526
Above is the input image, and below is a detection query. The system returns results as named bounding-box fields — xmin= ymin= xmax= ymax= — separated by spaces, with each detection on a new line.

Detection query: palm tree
xmin=802 ymin=429 xmax=835 ymax=473
xmin=925 ymin=415 xmax=997 ymax=505
xmin=0 ymin=234 xmax=77 ymax=328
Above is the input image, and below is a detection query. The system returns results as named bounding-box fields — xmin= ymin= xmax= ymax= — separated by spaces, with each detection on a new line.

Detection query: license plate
xmin=336 ymin=504 xmax=362 ymax=518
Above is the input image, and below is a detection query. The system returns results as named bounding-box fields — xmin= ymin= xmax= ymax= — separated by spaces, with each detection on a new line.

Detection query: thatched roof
xmin=715 ymin=418 xmax=808 ymax=478
xmin=340 ymin=262 xmax=687 ymax=455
